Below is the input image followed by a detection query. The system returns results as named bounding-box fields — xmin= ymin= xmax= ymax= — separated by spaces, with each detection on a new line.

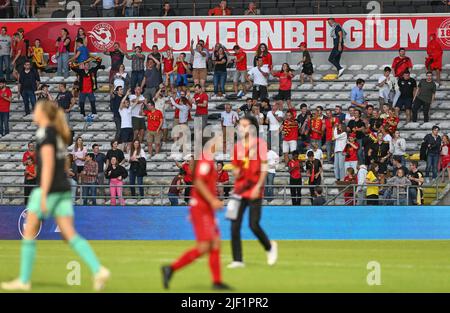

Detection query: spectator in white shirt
xmin=247 ymin=57 xmax=269 ymax=101
xmin=306 ymin=142 xmax=323 ymax=164
xmin=357 ymin=164 xmax=368 ymax=205
xmin=119 ymin=90 xmax=133 ymax=153
xmin=190 ymin=39 xmax=208 ymax=89
xmin=333 ymin=123 xmax=347 ymax=181
xmin=377 ymin=66 xmax=396 ymax=105
xmin=250 ymin=104 xmax=266 ymax=136
xmin=265 ymin=149 xmax=279 ymax=202
xmin=129 ymin=86 xmax=146 ymax=143
xmin=265 ymin=103 xmax=284 ymax=153
xmin=390 ymin=130 xmax=407 ymax=166
xmin=221 ymin=103 xmax=239 ymax=154
xmin=153 ymin=86 xmax=170 ymax=142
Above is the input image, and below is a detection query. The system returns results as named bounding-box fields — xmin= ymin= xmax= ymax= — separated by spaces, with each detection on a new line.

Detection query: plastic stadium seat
xmin=195 ymin=8 xmax=209 ymax=15
xmin=228 ymin=0 xmax=244 ymax=8
xmin=417 ymin=5 xmax=433 ymax=13
xmin=348 ymin=6 xmax=363 ymax=13
xmin=398 ymin=6 xmax=416 ymax=13
xmin=296 ymin=7 xmax=314 ymax=14
xmin=328 ymin=0 xmax=344 ymax=7
xmin=233 ymin=7 xmax=245 ymax=15
xmin=178 ymin=8 xmax=194 ymax=15
xmin=330 ymin=6 xmax=348 ymax=14
xmin=383 ymin=6 xmax=398 ymax=13
xmin=262 ymin=7 xmax=280 ymax=14
xmin=51 ymin=10 xmax=68 ymax=18
xmin=277 ymin=0 xmax=293 ymax=8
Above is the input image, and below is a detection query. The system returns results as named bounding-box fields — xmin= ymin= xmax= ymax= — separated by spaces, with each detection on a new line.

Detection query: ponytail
xmin=36 ymin=100 xmax=72 ymax=145
xmin=54 ymin=108 xmax=72 ymax=145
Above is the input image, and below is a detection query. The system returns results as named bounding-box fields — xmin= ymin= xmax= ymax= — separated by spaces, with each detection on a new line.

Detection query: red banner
xmin=3 ymin=15 xmax=450 ymax=53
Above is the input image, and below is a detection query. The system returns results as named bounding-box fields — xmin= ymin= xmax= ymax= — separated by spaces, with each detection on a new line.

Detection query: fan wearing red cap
xmin=297 ymin=42 xmax=314 ymax=85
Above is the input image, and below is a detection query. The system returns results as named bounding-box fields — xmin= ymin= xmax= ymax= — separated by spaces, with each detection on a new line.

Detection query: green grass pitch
xmin=1 ymin=240 xmax=450 ymax=292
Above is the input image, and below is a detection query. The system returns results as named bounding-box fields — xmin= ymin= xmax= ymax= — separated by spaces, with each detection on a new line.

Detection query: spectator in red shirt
xmin=324 ymin=109 xmax=339 ymax=163
xmin=391 ymin=48 xmax=413 ymax=78
xmin=288 ymin=150 xmax=302 ymax=206
xmin=281 ymin=110 xmax=299 ymax=164
xmin=0 ymin=78 xmax=12 ymax=137
xmin=169 ymin=53 xmax=189 ymax=93
xmin=382 ymin=107 xmax=399 ymax=135
xmin=426 ymin=33 xmax=443 ymax=84
xmin=11 ymin=32 xmax=26 ymax=81
xmin=231 ymin=45 xmax=248 ymax=98
xmin=193 ymin=84 xmax=209 ymax=129
xmin=162 ymin=47 xmax=175 ymax=94
xmin=309 ymin=107 xmax=324 ymax=149
xmin=176 ymin=154 xmax=194 ymax=204
xmin=24 ymin=156 xmax=36 ymax=199
xmin=216 ymin=161 xmax=230 ymax=198
xmin=143 ymin=101 xmax=163 ymax=156
xmin=254 ymin=43 xmax=272 ymax=70
xmin=22 ymin=142 xmax=36 ymax=165
xmin=208 ymin=0 xmax=232 ymax=15
xmin=344 ymin=133 xmax=359 ymax=172
xmin=272 ymin=63 xmax=294 ymax=111
xmin=343 ymin=167 xmax=356 ymax=205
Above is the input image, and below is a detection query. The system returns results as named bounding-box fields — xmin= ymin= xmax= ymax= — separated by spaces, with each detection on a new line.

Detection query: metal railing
xmin=0 ymin=182 xmax=430 ymax=206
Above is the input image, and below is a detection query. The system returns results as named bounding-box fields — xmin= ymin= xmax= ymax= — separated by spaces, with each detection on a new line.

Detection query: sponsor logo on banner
xmin=88 ymin=23 xmax=115 ymax=50
xmin=437 ymin=18 xmax=450 ymax=47
xmin=18 ymin=209 xmax=42 ymax=239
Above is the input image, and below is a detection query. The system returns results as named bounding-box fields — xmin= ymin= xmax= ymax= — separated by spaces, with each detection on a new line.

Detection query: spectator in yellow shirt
xmin=365 ymin=163 xmax=379 ymax=205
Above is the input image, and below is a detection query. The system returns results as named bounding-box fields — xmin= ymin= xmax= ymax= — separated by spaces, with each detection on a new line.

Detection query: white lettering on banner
xmin=377 ymin=19 xmax=397 ymax=49
xmin=325 ymin=23 xmax=333 ymax=49
xmin=146 ymin=22 xmax=166 ymax=48
xmin=190 ymin=22 xmax=217 ymax=47
xmin=344 ymin=20 xmax=363 ymax=49
xmin=237 ymin=21 xmax=258 ymax=50
xmin=400 ymin=19 xmax=428 ymax=48
xmin=126 ymin=23 xmax=144 ymax=50
xmin=284 ymin=21 xmax=304 ymax=49
xmin=365 ymin=19 xmax=377 ymax=48
xmin=307 ymin=20 xmax=325 ymax=49
xmin=219 ymin=21 xmax=236 ymax=49
xmin=260 ymin=21 xmax=282 ymax=49
xmin=167 ymin=22 xmax=188 ymax=50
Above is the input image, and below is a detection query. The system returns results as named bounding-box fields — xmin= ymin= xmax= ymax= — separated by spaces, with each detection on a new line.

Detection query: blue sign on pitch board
xmin=1 ymin=205 xmax=450 ymax=240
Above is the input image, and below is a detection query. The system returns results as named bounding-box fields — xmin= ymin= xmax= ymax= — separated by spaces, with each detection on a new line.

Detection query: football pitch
xmin=1 ymin=240 xmax=450 ymax=292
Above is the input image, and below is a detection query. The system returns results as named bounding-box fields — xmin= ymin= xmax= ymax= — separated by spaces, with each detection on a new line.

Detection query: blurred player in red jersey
xmin=228 ymin=115 xmax=278 ymax=269
xmin=162 ymin=136 xmax=231 ymax=290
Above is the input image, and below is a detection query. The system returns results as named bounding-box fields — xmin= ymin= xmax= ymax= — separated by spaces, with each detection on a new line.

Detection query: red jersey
xmin=144 ymin=109 xmax=163 ymax=131
xmin=391 ymin=56 xmax=413 ymax=77
xmin=232 ymin=137 xmax=268 ymax=199
xmin=0 ymin=87 xmax=12 ymax=112
xmin=282 ymin=119 xmax=299 ymax=141
xmin=176 ymin=61 xmax=187 ymax=74
xmin=22 ymin=151 xmax=36 ymax=164
xmin=190 ymin=155 xmax=217 ymax=213
xmin=25 ymin=164 xmax=36 ymax=180
xmin=13 ymin=39 xmax=26 ymax=57
xmin=325 ymin=117 xmax=339 ymax=141
xmin=273 ymin=71 xmax=292 ymax=91
xmin=309 ymin=118 xmax=323 ymax=140
xmin=217 ymin=170 xmax=229 ymax=183
xmin=288 ymin=159 xmax=301 ymax=179
xmin=344 ymin=142 xmax=359 ymax=162
xmin=182 ymin=162 xmax=193 ymax=183
xmin=194 ymin=92 xmax=208 ymax=115
xmin=382 ymin=115 xmax=399 ymax=135
xmin=208 ymin=6 xmax=231 ymax=15
xmin=162 ymin=57 xmax=174 ymax=74
xmin=260 ymin=53 xmax=273 ymax=69
xmin=235 ymin=50 xmax=247 ymax=71
xmin=82 ymin=76 xmax=93 ymax=93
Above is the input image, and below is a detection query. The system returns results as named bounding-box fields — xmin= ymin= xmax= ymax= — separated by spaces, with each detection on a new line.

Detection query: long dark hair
xmin=130 ymin=140 xmax=142 ymax=157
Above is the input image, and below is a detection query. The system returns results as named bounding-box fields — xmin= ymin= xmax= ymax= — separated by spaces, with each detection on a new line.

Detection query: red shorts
xmin=191 ymin=208 xmax=220 ymax=242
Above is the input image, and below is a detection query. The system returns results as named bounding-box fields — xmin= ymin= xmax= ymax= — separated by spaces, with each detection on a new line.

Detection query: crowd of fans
xmin=0 ymin=21 xmax=446 ymax=206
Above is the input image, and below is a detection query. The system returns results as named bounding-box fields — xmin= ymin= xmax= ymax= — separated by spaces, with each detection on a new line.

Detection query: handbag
xmin=226 ymin=194 xmax=241 ymax=220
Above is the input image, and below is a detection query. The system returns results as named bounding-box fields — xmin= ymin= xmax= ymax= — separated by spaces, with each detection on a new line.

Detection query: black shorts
xmin=132 ymin=117 xmax=146 ymax=130
xmin=120 ymin=127 xmax=134 ymax=143
xmin=395 ymin=97 xmax=413 ymax=110
xmin=302 ymin=62 xmax=314 ymax=75
xmin=274 ymin=90 xmax=291 ymax=101
xmin=252 ymin=85 xmax=268 ymax=101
